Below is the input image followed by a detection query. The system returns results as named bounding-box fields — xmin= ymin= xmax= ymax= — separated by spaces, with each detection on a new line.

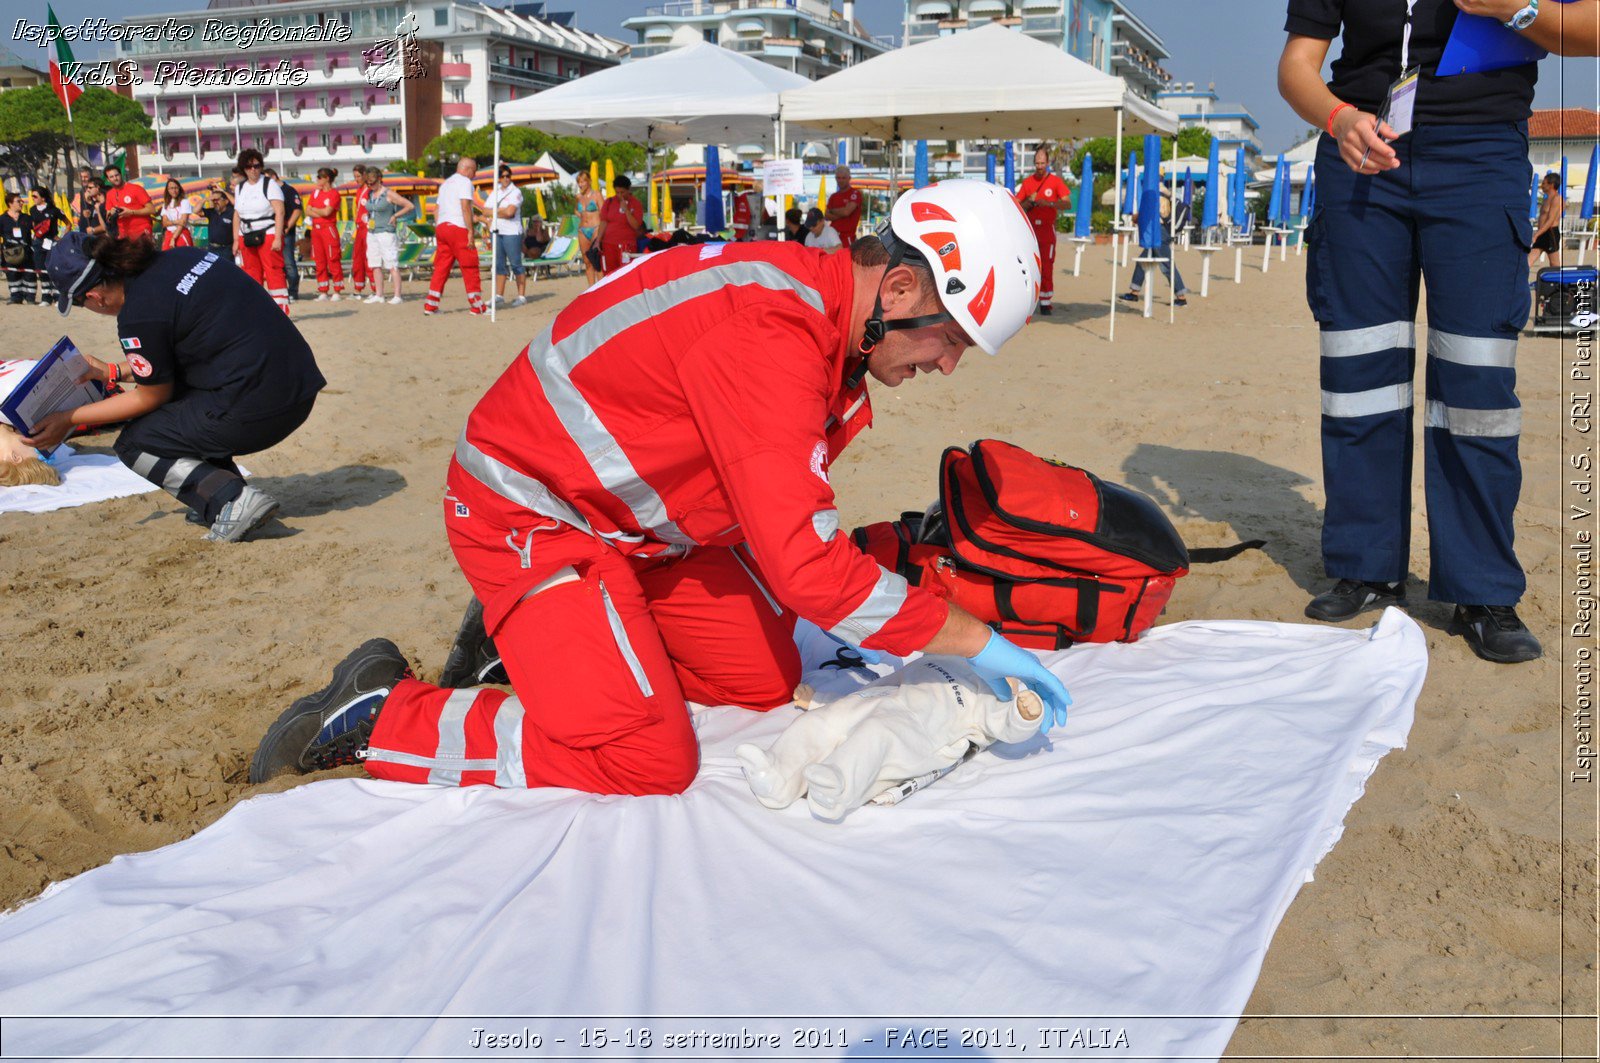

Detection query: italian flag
xmin=46 ymin=5 xmax=83 ymax=121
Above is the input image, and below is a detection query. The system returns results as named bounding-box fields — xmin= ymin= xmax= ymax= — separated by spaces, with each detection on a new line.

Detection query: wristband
xmin=108 ymin=363 xmax=119 ymax=384
xmin=1327 ymin=102 xmax=1355 ymax=136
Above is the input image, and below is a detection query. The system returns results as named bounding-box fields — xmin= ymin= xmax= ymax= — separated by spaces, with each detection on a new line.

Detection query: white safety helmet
xmin=877 ymin=179 xmax=1040 ymax=356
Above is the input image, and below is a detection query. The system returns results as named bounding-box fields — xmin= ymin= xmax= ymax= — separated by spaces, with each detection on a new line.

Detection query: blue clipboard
xmin=1437 ymin=0 xmax=1576 ymax=76
xmin=0 ymin=335 xmax=105 ymax=456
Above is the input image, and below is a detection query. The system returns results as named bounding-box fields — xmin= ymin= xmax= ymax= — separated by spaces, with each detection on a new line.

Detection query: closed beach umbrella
xmin=1301 ymin=167 xmax=1317 ymax=219
xmin=1269 ymin=158 xmax=1288 ymax=224
xmin=1138 ymin=134 xmax=1162 ymax=247
xmin=1234 ymin=147 xmax=1248 ymax=222
xmin=1581 ymin=144 xmax=1598 ymax=220
xmin=1074 ymin=151 xmax=1093 ymax=239
xmin=986 ymin=150 xmax=996 ymax=185
xmin=1203 ymin=138 xmax=1220 ymax=228
xmin=1004 ymin=141 xmax=1015 ymax=192
xmin=535 ymin=186 xmax=548 ymax=220
xmin=818 ymin=171 xmax=829 ymax=215
xmin=1122 ymin=151 xmax=1139 ymax=215
xmin=604 ymin=158 xmax=616 ymax=198
xmin=647 ymin=174 xmax=658 ymax=219
xmin=1183 ymin=167 xmax=1194 ymax=209
xmin=914 ymin=140 xmax=930 ymax=188
xmin=1561 ymin=154 xmax=1569 ymax=197
xmin=1530 ymin=171 xmax=1539 ymax=220
xmin=837 ymin=141 xmax=848 ymax=167
xmin=702 ymin=146 xmax=725 ymax=232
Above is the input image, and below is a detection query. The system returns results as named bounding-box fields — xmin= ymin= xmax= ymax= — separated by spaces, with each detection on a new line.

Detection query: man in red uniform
xmin=825 ymin=165 xmax=863 ymax=247
xmin=102 ymin=166 xmax=158 ymax=243
xmin=250 ymin=181 xmax=1067 ymax=797
xmin=1014 ymin=147 xmax=1072 ymax=315
xmin=730 ymin=189 xmax=753 ymax=241
xmin=424 ymin=157 xmax=486 ymax=316
xmin=306 ymin=168 xmax=345 ymax=300
xmin=349 ymin=165 xmax=373 ymax=297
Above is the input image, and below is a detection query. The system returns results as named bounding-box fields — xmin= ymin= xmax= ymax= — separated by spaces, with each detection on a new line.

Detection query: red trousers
xmin=1032 ymin=220 xmax=1057 ymax=310
xmin=424 ymin=222 xmax=483 ymax=313
xmin=350 ymin=227 xmax=372 ymax=293
xmin=161 ymin=228 xmax=193 ymax=250
xmin=599 ymin=238 xmax=633 ymax=273
xmin=238 ymin=238 xmax=289 ymax=312
xmin=363 ymin=466 xmax=800 ymax=796
xmin=311 ymin=224 xmax=344 ymax=294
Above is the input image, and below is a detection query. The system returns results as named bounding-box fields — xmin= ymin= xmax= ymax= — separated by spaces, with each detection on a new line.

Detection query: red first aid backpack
xmin=852 ymin=439 xmax=1259 ymax=650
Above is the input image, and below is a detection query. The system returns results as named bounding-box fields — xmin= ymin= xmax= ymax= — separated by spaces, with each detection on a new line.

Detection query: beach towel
xmin=0 ymin=611 xmax=1425 ymax=1062
xmin=0 ymin=443 xmax=159 ymax=515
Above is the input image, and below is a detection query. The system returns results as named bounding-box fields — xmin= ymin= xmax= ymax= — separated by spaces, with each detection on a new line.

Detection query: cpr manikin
xmin=736 ymin=656 xmax=1042 ymax=822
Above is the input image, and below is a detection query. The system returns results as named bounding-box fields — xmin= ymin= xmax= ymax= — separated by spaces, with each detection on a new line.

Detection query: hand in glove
xmin=968 ymin=630 xmax=1071 ymax=733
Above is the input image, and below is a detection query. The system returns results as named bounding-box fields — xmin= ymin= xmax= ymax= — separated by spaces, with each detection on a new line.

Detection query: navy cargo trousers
xmin=1305 ymin=122 xmax=1531 ymax=606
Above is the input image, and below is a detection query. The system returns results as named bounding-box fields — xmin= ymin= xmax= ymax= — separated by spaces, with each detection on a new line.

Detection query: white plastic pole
xmin=1108 ymin=107 xmax=1122 ymax=342
xmin=1169 ymin=136 xmax=1177 ymax=325
xmin=490 ymin=127 xmax=500 ymax=323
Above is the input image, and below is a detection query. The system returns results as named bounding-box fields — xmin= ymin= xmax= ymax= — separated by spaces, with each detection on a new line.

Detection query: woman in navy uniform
xmin=1278 ymin=0 xmax=1597 ymax=663
xmin=25 ymin=232 xmax=325 ymax=542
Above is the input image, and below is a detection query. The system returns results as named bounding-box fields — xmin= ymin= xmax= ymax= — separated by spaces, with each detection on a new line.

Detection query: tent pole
xmin=1109 ymin=107 xmax=1122 ymax=342
xmin=776 ymin=116 xmax=786 ymax=242
xmin=490 ymin=126 xmax=500 ymax=325
xmin=1169 ymin=134 xmax=1177 ymax=325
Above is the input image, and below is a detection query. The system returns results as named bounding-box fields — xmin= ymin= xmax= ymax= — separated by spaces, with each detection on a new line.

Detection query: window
xmin=451 ymin=49 xmax=465 ymax=63
xmin=434 ymin=8 xmax=448 ymax=27
xmin=450 ymin=86 xmax=465 ymax=102
xmin=704 ymin=28 xmax=716 ymax=42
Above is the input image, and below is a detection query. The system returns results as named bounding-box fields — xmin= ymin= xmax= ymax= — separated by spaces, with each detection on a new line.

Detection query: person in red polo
xmin=1014 ymin=146 xmax=1072 ymax=315
xmin=102 ymin=166 xmax=158 ymax=243
xmin=306 ymin=168 xmax=346 ymax=301
xmin=731 ymin=188 xmax=754 ymax=241
xmin=249 ymin=180 xmax=1070 ymax=797
xmin=825 ymin=164 xmax=863 ymax=246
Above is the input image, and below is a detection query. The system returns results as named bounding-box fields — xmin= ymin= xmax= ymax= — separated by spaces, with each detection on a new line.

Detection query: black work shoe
xmin=248 ymin=638 xmax=412 ymax=783
xmin=1449 ymin=605 xmax=1543 ymax=664
xmin=1305 ymin=578 xmax=1407 ymax=622
xmin=438 ymin=597 xmax=508 ymax=687
xmin=1038 ymin=304 xmax=1053 ymax=316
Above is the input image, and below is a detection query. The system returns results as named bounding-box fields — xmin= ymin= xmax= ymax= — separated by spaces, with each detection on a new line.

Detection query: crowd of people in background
xmin=2 ymin=152 xmax=879 ymax=316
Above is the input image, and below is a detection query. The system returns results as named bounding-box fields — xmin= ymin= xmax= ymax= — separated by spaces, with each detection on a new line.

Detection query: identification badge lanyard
xmin=1362 ymin=0 xmax=1421 ymax=167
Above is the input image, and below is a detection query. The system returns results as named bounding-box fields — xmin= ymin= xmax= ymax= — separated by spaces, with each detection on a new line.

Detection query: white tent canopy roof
xmin=779 ymin=23 xmax=1176 ymax=140
xmin=493 ymin=41 xmax=810 ymax=146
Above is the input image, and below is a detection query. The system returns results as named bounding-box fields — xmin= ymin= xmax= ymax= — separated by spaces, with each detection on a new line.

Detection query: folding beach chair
xmin=527 ymin=235 xmax=579 ymax=280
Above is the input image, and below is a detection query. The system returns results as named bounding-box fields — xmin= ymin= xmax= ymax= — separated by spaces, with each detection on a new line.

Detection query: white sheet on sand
xmin=0 ymin=611 xmax=1425 ymax=1062
xmin=0 ymin=443 xmax=159 ymax=515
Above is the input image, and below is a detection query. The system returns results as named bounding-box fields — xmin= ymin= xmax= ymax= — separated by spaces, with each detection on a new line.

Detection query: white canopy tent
xmin=779 ymin=23 xmax=1178 ymax=340
xmin=493 ymin=40 xmax=811 ymax=149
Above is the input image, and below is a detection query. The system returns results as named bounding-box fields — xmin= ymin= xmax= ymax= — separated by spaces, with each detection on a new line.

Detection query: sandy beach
xmin=0 ymin=238 xmax=1591 ymax=1059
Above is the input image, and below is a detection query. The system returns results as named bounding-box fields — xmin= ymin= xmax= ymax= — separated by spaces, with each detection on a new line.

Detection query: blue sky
xmin=15 ymin=0 xmax=1598 ymax=154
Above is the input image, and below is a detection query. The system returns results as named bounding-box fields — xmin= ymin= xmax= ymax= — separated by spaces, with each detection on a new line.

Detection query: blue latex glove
xmin=969 ymin=630 xmax=1071 ymax=733
xmin=822 ymin=630 xmax=883 ymax=665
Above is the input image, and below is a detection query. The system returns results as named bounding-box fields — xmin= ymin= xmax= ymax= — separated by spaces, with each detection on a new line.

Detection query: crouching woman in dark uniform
xmin=24 ymin=232 xmax=325 ymax=542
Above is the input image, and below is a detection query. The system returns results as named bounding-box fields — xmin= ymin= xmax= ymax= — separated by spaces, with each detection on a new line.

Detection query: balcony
xmin=627 ymin=43 xmax=675 ymax=59
xmin=440 ymin=62 xmax=473 ymax=81
xmin=442 ymin=102 xmax=473 ymax=120
xmin=489 ymin=61 xmax=567 ymax=90
xmin=1020 ymin=13 xmax=1064 ymax=38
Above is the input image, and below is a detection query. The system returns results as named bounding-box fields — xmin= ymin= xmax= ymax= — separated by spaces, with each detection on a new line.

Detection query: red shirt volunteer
xmin=1015 ymin=169 xmax=1072 ymax=314
xmin=362 ymin=243 xmax=949 ymax=795
xmin=106 ymin=182 xmax=153 ymax=241
xmin=826 ymin=185 xmax=863 ymax=245
xmin=731 ymin=192 xmax=753 ymax=240
xmin=597 ymin=190 xmax=644 ymax=272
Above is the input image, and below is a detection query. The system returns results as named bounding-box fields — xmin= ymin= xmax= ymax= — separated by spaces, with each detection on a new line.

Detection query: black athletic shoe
xmin=248 ymin=638 xmax=412 ymax=783
xmin=1305 ymin=578 xmax=1407 ymax=622
xmin=438 ymin=597 xmax=508 ymax=688
xmin=1038 ymin=304 xmax=1053 ymax=316
xmin=1449 ymin=605 xmax=1543 ymax=664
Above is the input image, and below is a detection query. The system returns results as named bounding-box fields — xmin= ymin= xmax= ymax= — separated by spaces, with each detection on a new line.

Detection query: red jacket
xmin=1016 ymin=171 xmax=1072 ymax=231
xmin=451 ymin=242 xmax=949 ymax=655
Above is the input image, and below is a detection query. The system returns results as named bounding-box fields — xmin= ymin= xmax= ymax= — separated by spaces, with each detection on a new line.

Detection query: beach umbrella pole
xmin=490 ymin=128 xmax=500 ymax=324
xmin=1108 ymin=107 xmax=1122 ymax=343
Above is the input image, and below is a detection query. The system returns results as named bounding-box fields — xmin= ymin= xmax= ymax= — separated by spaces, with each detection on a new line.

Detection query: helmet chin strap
xmin=847 ymin=241 xmax=952 ymax=388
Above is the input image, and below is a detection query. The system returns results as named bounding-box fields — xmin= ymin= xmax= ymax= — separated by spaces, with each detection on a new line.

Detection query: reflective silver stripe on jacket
xmin=811 ymin=508 xmax=840 ymax=543
xmin=455 ymin=432 xmax=593 ymax=532
xmin=526 ymin=263 xmax=826 ymax=544
xmin=491 ymin=697 xmax=526 ymax=787
xmin=1321 ymin=382 xmax=1414 ymax=419
xmin=362 ymin=746 xmax=498 ymax=776
xmin=827 ymin=565 xmax=909 ymax=645
xmin=1424 ymin=400 xmax=1521 ymax=437
xmin=1319 ymin=321 xmax=1415 ymax=358
xmin=1427 ymin=330 xmax=1518 ymax=368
